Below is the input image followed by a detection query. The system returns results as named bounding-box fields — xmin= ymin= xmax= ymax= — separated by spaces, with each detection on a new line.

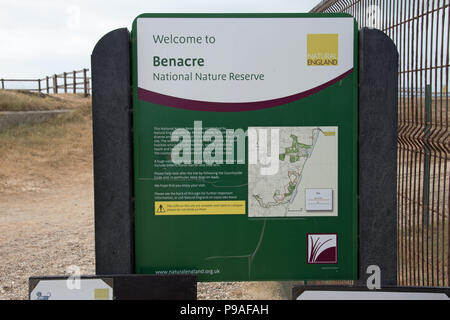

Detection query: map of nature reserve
xmin=249 ymin=127 xmax=338 ymax=217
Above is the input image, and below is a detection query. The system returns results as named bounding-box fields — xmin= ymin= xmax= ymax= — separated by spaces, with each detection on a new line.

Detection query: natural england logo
xmin=307 ymin=34 xmax=339 ymax=66
xmin=307 ymin=234 xmax=338 ymax=264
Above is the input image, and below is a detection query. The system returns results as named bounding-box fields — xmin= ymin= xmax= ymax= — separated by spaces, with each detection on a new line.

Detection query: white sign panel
xmin=30 ymin=279 xmax=113 ymax=300
xmin=137 ymin=17 xmax=354 ymax=103
xmin=297 ymin=290 xmax=450 ymax=300
xmin=306 ymin=188 xmax=333 ymax=211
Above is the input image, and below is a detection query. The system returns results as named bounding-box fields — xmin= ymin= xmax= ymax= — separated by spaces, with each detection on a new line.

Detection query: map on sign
xmin=249 ymin=127 xmax=338 ymax=218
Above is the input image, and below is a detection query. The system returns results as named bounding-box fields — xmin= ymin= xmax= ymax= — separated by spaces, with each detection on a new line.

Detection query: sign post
xmin=132 ymin=14 xmax=358 ymax=281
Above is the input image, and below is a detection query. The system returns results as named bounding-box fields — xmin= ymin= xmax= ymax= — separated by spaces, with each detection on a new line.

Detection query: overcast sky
xmin=0 ymin=0 xmax=319 ymax=80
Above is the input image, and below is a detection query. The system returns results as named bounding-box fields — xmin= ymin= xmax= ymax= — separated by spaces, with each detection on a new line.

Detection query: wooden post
xmin=92 ymin=29 xmax=133 ymax=274
xmin=46 ymin=76 xmax=50 ymax=94
xmin=64 ymin=72 xmax=67 ymax=93
xmin=53 ymin=74 xmax=58 ymax=94
xmin=38 ymin=79 xmax=41 ymax=92
xmin=83 ymin=68 xmax=88 ymax=97
xmin=1 ymin=78 xmax=4 ymax=90
xmin=73 ymin=71 xmax=77 ymax=94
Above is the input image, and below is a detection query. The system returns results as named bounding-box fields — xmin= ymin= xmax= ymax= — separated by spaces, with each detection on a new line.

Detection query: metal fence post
xmin=423 ymin=84 xmax=432 ymax=227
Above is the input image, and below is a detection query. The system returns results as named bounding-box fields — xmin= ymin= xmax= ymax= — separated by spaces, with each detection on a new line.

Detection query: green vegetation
xmin=280 ymin=134 xmax=311 ymax=164
xmin=284 ymin=182 xmax=296 ymax=197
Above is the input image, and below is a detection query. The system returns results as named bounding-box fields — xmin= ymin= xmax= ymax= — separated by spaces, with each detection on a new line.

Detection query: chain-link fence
xmin=312 ymin=0 xmax=449 ymax=287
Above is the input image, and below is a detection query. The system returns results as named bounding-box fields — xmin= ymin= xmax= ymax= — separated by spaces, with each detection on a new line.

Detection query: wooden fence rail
xmin=0 ymin=68 xmax=91 ymax=96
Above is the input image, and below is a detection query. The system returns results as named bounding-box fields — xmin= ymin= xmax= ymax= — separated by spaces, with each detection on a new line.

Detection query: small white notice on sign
xmin=305 ymin=189 xmax=333 ymax=211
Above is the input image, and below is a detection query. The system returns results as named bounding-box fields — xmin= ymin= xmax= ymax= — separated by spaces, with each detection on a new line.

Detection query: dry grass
xmin=0 ymin=95 xmax=92 ymax=195
xmin=0 ymin=90 xmax=91 ymax=112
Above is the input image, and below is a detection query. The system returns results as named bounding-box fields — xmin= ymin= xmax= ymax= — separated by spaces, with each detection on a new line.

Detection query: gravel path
xmin=0 ymin=171 xmax=285 ymax=300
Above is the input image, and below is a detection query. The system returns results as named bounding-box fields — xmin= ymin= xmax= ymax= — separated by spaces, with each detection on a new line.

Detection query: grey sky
xmin=0 ymin=0 xmax=319 ymax=80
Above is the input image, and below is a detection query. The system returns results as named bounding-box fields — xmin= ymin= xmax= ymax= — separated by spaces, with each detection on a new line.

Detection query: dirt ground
xmin=0 ymin=165 xmax=96 ymax=300
xmin=0 ymin=96 xmax=285 ymax=300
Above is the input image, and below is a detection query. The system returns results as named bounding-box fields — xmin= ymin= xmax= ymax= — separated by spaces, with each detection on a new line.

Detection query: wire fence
xmin=0 ymin=69 xmax=91 ymax=96
xmin=312 ymin=0 xmax=449 ymax=287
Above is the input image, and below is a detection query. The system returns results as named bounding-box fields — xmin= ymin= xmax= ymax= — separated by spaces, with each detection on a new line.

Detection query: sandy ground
xmin=0 ymin=167 xmax=285 ymax=300
xmin=0 ymin=99 xmax=286 ymax=300
xmin=0 ymin=170 xmax=96 ymax=300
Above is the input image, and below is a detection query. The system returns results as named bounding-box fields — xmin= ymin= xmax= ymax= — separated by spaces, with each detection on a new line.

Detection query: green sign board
xmin=132 ymin=13 xmax=358 ymax=281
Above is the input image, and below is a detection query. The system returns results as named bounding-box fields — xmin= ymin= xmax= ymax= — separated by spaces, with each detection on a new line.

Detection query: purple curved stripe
xmin=315 ymin=246 xmax=337 ymax=264
xmin=138 ymin=68 xmax=353 ymax=112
